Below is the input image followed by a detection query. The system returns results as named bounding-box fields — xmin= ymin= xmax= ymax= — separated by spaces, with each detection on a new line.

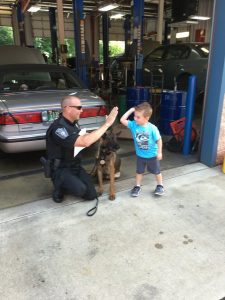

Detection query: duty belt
xmin=55 ymin=159 xmax=80 ymax=170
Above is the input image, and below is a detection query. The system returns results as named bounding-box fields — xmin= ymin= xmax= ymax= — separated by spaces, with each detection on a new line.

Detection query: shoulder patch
xmin=55 ymin=127 xmax=69 ymax=139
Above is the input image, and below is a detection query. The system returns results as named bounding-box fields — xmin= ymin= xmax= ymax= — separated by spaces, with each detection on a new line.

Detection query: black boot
xmin=52 ymin=189 xmax=64 ymax=203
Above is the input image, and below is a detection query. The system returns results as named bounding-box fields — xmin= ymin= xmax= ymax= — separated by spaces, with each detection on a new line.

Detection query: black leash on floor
xmin=85 ymin=162 xmax=99 ymax=217
xmin=86 ymin=196 xmax=99 ymax=217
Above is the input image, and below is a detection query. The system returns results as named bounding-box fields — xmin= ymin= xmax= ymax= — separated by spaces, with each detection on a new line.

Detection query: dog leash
xmin=86 ymin=196 xmax=99 ymax=217
xmin=85 ymin=163 xmax=99 ymax=217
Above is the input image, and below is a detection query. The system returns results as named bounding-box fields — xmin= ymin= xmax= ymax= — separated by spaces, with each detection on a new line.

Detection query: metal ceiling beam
xmin=0 ymin=0 xmax=172 ymax=16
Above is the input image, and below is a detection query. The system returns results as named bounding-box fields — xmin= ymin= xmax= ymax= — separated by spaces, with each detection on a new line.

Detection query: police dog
xmin=91 ymin=129 xmax=121 ymax=200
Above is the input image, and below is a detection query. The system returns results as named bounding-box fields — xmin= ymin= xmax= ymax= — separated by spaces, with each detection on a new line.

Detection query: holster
xmin=40 ymin=157 xmax=62 ymax=178
xmin=52 ymin=158 xmax=61 ymax=174
xmin=40 ymin=156 xmax=53 ymax=178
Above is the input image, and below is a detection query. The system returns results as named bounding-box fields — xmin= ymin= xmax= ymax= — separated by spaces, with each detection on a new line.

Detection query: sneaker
xmin=131 ymin=186 xmax=141 ymax=197
xmin=154 ymin=185 xmax=165 ymax=196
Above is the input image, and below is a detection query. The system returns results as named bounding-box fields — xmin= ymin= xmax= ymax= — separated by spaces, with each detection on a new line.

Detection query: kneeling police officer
xmin=46 ymin=95 xmax=118 ymax=203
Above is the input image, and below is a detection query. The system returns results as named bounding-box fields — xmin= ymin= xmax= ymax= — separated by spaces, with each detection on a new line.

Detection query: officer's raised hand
xmin=75 ymin=106 xmax=119 ymax=148
xmin=105 ymin=106 xmax=119 ymax=127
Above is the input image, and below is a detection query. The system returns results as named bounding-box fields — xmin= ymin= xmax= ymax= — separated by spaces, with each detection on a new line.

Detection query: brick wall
xmin=216 ymin=94 xmax=225 ymax=164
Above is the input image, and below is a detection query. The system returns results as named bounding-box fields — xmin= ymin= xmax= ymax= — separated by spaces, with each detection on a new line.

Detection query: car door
xmin=164 ymin=44 xmax=209 ymax=92
xmin=162 ymin=45 xmax=191 ymax=90
xmin=143 ymin=46 xmax=167 ymax=86
xmin=186 ymin=45 xmax=209 ymax=92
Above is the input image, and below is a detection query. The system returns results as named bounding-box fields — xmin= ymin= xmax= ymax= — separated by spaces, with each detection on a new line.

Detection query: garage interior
xmin=2 ymin=1 xmax=225 ymax=299
xmin=0 ymin=0 xmax=214 ymax=209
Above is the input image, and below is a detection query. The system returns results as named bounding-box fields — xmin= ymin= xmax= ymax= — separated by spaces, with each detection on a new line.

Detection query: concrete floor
xmin=0 ymin=137 xmax=197 ymax=210
xmin=1 ymin=163 xmax=225 ymax=300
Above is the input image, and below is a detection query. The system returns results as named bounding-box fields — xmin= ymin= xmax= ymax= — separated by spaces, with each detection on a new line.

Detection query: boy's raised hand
xmin=120 ymin=107 xmax=135 ymax=127
xmin=129 ymin=107 xmax=135 ymax=113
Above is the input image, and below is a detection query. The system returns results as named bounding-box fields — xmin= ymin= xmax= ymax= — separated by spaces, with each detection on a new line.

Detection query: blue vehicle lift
xmin=72 ymin=0 xmax=87 ymax=86
xmin=133 ymin=0 xmax=144 ymax=86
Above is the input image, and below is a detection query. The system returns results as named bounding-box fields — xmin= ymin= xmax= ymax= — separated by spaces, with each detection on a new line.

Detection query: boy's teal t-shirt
xmin=128 ymin=120 xmax=161 ymax=158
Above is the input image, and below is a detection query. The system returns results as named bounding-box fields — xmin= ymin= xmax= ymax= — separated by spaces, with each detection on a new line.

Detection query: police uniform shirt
xmin=50 ymin=115 xmax=81 ymax=165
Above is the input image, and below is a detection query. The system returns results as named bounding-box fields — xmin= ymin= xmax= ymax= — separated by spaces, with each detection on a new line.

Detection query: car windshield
xmin=144 ymin=46 xmax=165 ymax=61
xmin=196 ymin=44 xmax=209 ymax=58
xmin=0 ymin=70 xmax=83 ymax=92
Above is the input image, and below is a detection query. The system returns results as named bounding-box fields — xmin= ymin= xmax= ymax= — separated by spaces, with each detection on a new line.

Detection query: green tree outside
xmin=0 ymin=27 xmax=14 ymax=45
xmin=99 ymin=40 xmax=125 ymax=63
xmin=0 ymin=27 xmax=124 ymax=65
xmin=34 ymin=37 xmax=52 ymax=58
xmin=65 ymin=39 xmax=75 ymax=57
xmin=34 ymin=37 xmax=75 ymax=61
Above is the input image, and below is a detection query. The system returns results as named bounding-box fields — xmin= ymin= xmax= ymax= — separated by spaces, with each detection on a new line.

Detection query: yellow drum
xmin=223 ymin=155 xmax=225 ymax=173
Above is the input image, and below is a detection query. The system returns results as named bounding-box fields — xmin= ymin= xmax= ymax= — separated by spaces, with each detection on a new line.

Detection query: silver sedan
xmin=0 ymin=64 xmax=107 ymax=153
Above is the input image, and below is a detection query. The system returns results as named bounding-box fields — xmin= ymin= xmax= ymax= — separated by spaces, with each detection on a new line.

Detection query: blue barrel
xmin=126 ymin=87 xmax=150 ymax=119
xmin=159 ymin=90 xmax=187 ymax=135
xmin=127 ymin=87 xmax=150 ymax=108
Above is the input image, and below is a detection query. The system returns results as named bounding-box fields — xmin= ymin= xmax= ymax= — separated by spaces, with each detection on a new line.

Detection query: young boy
xmin=120 ymin=102 xmax=164 ymax=197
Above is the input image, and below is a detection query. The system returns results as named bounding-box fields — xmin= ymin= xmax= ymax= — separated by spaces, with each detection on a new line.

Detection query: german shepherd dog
xmin=91 ymin=129 xmax=121 ymax=200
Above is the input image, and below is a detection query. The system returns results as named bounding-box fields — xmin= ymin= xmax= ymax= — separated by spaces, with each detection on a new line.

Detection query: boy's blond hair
xmin=135 ymin=102 xmax=153 ymax=119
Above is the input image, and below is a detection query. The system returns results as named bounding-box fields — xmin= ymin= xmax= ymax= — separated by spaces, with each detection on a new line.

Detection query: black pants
xmin=52 ymin=166 xmax=97 ymax=200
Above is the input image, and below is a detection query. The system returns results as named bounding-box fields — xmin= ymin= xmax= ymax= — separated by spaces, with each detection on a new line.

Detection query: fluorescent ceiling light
xmin=200 ymin=47 xmax=209 ymax=54
xmin=186 ymin=20 xmax=199 ymax=24
xmin=110 ymin=13 xmax=125 ymax=19
xmin=189 ymin=15 xmax=211 ymax=20
xmin=28 ymin=5 xmax=40 ymax=12
xmin=98 ymin=3 xmax=119 ymax=12
xmin=176 ymin=31 xmax=190 ymax=39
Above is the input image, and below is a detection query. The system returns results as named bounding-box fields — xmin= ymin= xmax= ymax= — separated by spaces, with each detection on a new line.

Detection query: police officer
xmin=46 ymin=95 xmax=118 ymax=203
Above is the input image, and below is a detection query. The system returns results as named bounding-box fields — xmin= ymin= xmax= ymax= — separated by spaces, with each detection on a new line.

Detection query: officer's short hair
xmin=61 ymin=96 xmax=80 ymax=108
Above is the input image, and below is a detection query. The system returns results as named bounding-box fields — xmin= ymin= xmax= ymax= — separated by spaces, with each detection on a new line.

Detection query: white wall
xmin=0 ymin=15 xmax=11 ymax=27
xmin=31 ymin=12 xmax=157 ymax=42
xmin=170 ymin=0 xmax=214 ymax=43
xmin=189 ymin=0 xmax=213 ymax=43
xmin=0 ymin=11 xmax=158 ymax=42
xmin=0 ymin=1 xmax=213 ymax=45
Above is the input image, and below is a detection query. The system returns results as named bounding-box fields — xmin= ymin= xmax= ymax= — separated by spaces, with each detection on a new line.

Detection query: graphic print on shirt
xmin=136 ymin=130 xmax=149 ymax=150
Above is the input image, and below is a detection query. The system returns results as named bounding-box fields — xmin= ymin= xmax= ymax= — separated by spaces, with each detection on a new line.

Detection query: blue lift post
xmin=200 ymin=0 xmax=225 ymax=167
xmin=183 ymin=75 xmax=197 ymax=155
xmin=72 ymin=0 xmax=87 ymax=86
xmin=124 ymin=15 xmax=131 ymax=56
xmin=133 ymin=0 xmax=144 ymax=86
xmin=17 ymin=2 xmax=26 ymax=46
xmin=48 ymin=7 xmax=58 ymax=64
xmin=102 ymin=12 xmax=110 ymax=88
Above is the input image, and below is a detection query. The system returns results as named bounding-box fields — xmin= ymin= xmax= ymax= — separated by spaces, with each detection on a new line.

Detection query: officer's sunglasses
xmin=66 ymin=105 xmax=82 ymax=110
